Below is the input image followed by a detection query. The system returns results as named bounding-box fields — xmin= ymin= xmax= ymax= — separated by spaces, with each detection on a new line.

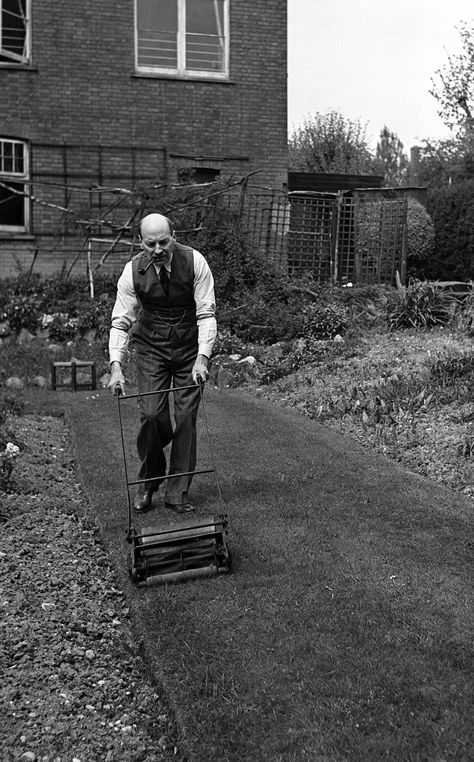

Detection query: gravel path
xmin=1 ymin=415 xmax=182 ymax=762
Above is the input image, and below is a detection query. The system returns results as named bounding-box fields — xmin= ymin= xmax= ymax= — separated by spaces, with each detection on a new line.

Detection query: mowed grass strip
xmin=64 ymin=386 xmax=473 ymax=762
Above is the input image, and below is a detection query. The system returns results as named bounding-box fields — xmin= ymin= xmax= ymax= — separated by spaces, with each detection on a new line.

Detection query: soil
xmin=0 ymin=415 xmax=181 ymax=762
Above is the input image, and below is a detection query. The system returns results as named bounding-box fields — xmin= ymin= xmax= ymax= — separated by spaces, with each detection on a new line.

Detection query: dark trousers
xmin=133 ymin=316 xmax=201 ymax=505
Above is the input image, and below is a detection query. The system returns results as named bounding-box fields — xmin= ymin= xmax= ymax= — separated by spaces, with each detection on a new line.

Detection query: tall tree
xmin=374 ymin=126 xmax=409 ymax=186
xmin=430 ymin=21 xmax=474 ymax=134
xmin=288 ymin=110 xmax=375 ymax=174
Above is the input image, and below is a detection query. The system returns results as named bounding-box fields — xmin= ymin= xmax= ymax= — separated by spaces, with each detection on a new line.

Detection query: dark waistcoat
xmin=132 ymin=242 xmax=196 ymax=321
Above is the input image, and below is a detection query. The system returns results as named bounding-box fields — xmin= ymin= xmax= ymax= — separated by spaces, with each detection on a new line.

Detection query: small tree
xmin=405 ymin=198 xmax=435 ymax=278
xmin=430 ymin=21 xmax=474 ymax=134
xmin=375 ymin=126 xmax=410 ymax=186
xmin=288 ymin=110 xmax=376 ymax=174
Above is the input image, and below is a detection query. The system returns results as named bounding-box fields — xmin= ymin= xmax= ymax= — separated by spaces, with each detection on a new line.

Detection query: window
xmin=0 ymin=0 xmax=30 ymax=64
xmin=178 ymin=166 xmax=220 ymax=183
xmin=135 ymin=0 xmax=228 ymax=78
xmin=0 ymin=139 xmax=29 ymax=232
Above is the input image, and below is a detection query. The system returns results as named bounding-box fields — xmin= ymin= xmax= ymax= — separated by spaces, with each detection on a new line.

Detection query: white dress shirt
xmin=109 ymin=249 xmax=217 ymax=365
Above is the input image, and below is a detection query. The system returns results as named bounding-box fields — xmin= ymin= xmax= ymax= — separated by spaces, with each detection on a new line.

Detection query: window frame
xmin=0 ymin=0 xmax=31 ymax=66
xmin=0 ymin=138 xmax=30 ymax=233
xmin=135 ymin=0 xmax=229 ymax=80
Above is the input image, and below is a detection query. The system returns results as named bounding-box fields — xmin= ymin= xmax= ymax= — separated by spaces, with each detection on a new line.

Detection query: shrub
xmin=218 ymin=287 xmax=304 ymax=343
xmin=217 ymin=270 xmax=320 ymax=344
xmin=75 ymin=296 xmax=112 ymax=342
xmin=426 ymin=179 xmax=474 ymax=279
xmin=302 ymin=303 xmax=349 ymax=339
xmin=386 ymin=278 xmax=455 ymax=330
xmin=0 ymin=393 xmax=24 ymax=427
xmin=212 ymin=329 xmax=248 ymax=356
xmin=406 ymin=198 xmax=435 ymax=261
xmin=47 ymin=315 xmax=80 ymax=342
xmin=1 ymin=293 xmax=42 ymax=333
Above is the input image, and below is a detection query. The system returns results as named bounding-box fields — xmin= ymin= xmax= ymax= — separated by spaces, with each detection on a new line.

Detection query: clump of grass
xmin=430 ymin=351 xmax=474 ymax=404
xmin=386 ymin=277 xmax=456 ymax=330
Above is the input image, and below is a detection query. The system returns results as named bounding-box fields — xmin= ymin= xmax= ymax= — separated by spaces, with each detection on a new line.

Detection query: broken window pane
xmin=0 ymin=0 xmax=29 ymax=64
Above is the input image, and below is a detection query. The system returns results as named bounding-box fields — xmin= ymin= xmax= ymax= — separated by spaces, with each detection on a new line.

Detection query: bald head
xmin=139 ymin=213 xmax=175 ymax=263
xmin=140 ymin=213 xmax=173 ymax=239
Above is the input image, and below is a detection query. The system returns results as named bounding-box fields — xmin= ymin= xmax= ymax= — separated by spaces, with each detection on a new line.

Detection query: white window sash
xmin=135 ymin=0 xmax=228 ymax=79
xmin=0 ymin=138 xmax=29 ymax=232
xmin=177 ymin=0 xmax=186 ymax=72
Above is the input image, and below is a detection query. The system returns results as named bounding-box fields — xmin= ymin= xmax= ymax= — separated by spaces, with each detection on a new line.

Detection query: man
xmin=108 ymin=212 xmax=217 ymax=514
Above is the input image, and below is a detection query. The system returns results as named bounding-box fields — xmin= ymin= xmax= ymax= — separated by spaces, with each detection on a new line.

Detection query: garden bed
xmin=0 ymin=415 xmax=181 ymax=762
xmin=245 ymin=328 xmax=474 ymax=500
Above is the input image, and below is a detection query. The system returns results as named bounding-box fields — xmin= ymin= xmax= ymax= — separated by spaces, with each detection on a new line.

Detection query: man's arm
xmin=107 ymin=262 xmax=138 ymax=394
xmin=192 ymin=251 xmax=217 ymax=383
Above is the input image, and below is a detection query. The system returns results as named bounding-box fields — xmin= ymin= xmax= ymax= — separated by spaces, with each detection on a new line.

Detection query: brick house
xmin=0 ymin=0 xmax=288 ymax=277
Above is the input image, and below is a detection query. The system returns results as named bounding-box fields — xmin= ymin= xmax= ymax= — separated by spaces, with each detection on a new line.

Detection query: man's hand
xmin=192 ymin=355 xmax=209 ymax=384
xmin=108 ymin=361 xmax=126 ymax=396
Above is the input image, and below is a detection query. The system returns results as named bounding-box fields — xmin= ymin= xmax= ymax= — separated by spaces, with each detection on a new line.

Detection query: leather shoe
xmin=165 ymin=502 xmax=195 ymax=514
xmin=133 ymin=488 xmax=154 ymax=513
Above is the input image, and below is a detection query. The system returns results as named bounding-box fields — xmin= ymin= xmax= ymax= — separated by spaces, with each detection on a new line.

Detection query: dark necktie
xmin=160 ymin=266 xmax=169 ymax=297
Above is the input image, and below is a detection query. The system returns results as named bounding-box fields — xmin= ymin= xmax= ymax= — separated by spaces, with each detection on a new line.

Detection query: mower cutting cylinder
xmin=128 ymin=514 xmax=232 ymax=586
xmin=145 ymin=565 xmax=220 ymax=587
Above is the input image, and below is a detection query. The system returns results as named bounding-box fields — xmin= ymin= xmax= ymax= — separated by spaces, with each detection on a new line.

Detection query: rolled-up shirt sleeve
xmin=109 ymin=261 xmax=139 ymax=365
xmin=193 ymin=250 xmax=217 ymax=358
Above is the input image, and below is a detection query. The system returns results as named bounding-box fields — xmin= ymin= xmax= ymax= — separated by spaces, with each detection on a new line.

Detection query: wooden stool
xmin=51 ymin=360 xmax=97 ymax=391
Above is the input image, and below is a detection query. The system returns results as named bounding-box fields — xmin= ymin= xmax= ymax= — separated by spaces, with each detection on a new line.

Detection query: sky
xmin=288 ymin=0 xmax=474 ymax=152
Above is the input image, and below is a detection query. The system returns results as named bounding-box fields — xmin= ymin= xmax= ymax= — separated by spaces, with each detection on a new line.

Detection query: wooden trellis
xmin=2 ymin=138 xmax=409 ymax=285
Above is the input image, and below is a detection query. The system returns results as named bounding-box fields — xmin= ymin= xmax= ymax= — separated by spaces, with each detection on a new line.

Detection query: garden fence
xmin=233 ymin=186 xmax=408 ymax=285
xmin=53 ymin=185 xmax=410 ymax=287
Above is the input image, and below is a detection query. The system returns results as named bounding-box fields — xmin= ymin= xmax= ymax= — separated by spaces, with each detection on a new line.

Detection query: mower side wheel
xmin=127 ymin=552 xmax=138 ymax=582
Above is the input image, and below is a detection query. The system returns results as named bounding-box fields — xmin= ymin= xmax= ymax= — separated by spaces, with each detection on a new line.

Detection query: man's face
xmin=140 ymin=221 xmax=174 ymax=264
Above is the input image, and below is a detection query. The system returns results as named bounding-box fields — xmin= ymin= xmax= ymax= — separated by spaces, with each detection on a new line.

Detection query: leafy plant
xmin=0 ymin=393 xmax=24 ymax=493
xmin=430 ymin=350 xmax=474 ymax=404
xmin=455 ymin=292 xmax=474 ymax=336
xmin=302 ymin=303 xmax=349 ymax=339
xmin=386 ymin=277 xmax=455 ymax=330
xmin=1 ymin=294 xmax=42 ymax=333
xmin=47 ymin=315 xmax=80 ymax=342
xmin=457 ymin=433 xmax=474 ymax=458
xmin=0 ymin=441 xmax=21 ymax=493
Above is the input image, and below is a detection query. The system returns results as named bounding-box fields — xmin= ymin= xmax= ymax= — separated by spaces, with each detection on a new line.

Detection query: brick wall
xmin=0 ymin=0 xmax=288 ymax=277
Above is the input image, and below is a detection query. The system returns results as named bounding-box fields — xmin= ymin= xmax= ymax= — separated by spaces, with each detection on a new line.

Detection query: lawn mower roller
xmin=115 ymin=384 xmax=232 ymax=587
